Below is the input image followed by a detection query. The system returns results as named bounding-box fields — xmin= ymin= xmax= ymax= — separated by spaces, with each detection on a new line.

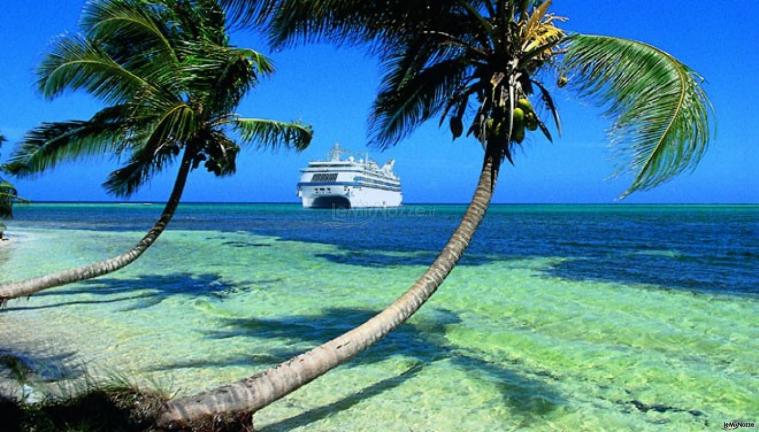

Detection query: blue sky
xmin=0 ymin=1 xmax=756 ymax=203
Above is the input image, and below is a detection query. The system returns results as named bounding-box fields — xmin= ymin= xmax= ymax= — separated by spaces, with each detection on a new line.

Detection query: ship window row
xmin=298 ymin=180 xmax=400 ymax=192
xmin=361 ymin=174 xmax=399 ymax=184
xmin=354 ymin=182 xmax=401 ymax=192
xmin=354 ymin=175 xmax=398 ymax=184
xmin=356 ymin=181 xmax=400 ymax=190
xmin=311 ymin=173 xmax=339 ymax=182
xmin=303 ymin=168 xmax=398 ymax=181
xmin=354 ymin=176 xmax=400 ymax=188
xmin=309 ymin=163 xmax=352 ymax=168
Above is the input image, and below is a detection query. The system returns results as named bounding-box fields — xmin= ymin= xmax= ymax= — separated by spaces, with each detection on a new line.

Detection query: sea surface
xmin=0 ymin=203 xmax=757 ymax=431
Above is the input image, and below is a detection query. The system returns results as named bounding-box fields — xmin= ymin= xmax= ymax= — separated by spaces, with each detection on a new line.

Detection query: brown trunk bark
xmin=157 ymin=144 xmax=503 ymax=430
xmin=0 ymin=149 xmax=195 ymax=302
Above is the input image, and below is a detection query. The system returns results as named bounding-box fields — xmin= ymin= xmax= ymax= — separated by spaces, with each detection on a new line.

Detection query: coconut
xmin=517 ymin=98 xmax=534 ymax=114
xmin=512 ymin=108 xmax=526 ymax=143
xmin=512 ymin=107 xmax=525 ymax=128
xmin=526 ymin=113 xmax=538 ymax=131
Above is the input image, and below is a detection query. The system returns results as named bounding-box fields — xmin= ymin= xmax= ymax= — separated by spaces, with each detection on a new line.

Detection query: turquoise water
xmin=0 ymin=203 xmax=757 ymax=430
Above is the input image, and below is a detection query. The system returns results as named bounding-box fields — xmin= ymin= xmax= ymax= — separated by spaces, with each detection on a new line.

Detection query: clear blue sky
xmin=0 ymin=1 xmax=756 ymax=203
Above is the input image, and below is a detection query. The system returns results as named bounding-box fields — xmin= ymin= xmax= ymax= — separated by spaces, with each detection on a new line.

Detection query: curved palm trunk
xmin=0 ymin=150 xmax=195 ymax=302
xmin=157 ymin=145 xmax=503 ymax=429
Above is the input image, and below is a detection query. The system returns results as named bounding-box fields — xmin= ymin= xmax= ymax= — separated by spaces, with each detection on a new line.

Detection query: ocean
xmin=1 ymin=203 xmax=757 ymax=431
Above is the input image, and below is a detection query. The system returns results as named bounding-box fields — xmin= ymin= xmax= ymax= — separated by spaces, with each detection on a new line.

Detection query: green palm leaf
xmin=104 ymin=102 xmax=198 ymax=197
xmin=38 ymin=35 xmax=162 ymax=104
xmin=178 ymin=44 xmax=272 ymax=115
xmin=5 ymin=106 xmax=129 ymax=177
xmin=372 ymin=56 xmax=470 ymax=148
xmin=563 ymin=34 xmax=712 ymax=197
xmin=103 ymin=144 xmax=176 ymax=197
xmin=83 ymin=0 xmax=178 ymax=61
xmin=234 ymin=117 xmax=313 ymax=150
xmin=140 ymin=102 xmax=198 ymax=153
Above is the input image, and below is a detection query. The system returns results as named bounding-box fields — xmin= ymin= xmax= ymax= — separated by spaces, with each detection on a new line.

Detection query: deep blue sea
xmin=9 ymin=203 xmax=759 ymax=294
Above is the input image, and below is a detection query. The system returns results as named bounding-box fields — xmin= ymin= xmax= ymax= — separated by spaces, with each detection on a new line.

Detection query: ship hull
xmin=299 ymin=185 xmax=402 ymax=209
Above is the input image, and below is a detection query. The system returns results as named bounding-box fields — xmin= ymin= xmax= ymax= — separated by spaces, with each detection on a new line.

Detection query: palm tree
xmin=0 ymin=133 xmax=23 ymax=240
xmin=156 ymin=0 xmax=712 ymax=427
xmin=0 ymin=0 xmax=312 ymax=302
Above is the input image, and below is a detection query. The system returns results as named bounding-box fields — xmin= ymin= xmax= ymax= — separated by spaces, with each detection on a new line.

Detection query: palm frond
xmin=234 ymin=117 xmax=313 ymax=151
xmin=83 ymin=0 xmax=178 ymax=62
xmin=239 ymin=48 xmax=275 ymax=75
xmin=256 ymin=0 xmax=400 ymax=46
xmin=563 ymin=34 xmax=712 ymax=197
xmin=5 ymin=106 xmax=129 ymax=177
xmin=220 ymin=0 xmax=279 ymax=27
xmin=178 ymin=44 xmax=271 ymax=114
xmin=100 ymin=101 xmax=198 ymax=196
xmin=38 ymin=35 xmax=161 ymax=103
xmin=531 ymin=79 xmax=560 ymax=136
xmin=139 ymin=102 xmax=198 ymax=154
xmin=172 ymin=0 xmax=228 ymax=45
xmin=103 ymin=144 xmax=177 ymax=197
xmin=253 ymin=0 xmax=487 ymax=50
xmin=371 ymin=55 xmax=470 ymax=148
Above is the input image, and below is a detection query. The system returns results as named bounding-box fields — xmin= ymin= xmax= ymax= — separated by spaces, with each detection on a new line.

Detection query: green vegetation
xmin=0 ymin=134 xmax=24 ymax=240
xmin=0 ymin=360 xmax=167 ymax=432
xmin=1 ymin=387 xmax=165 ymax=432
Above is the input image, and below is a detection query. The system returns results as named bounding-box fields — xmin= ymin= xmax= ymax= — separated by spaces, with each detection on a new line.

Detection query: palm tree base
xmin=156 ymin=412 xmax=254 ymax=432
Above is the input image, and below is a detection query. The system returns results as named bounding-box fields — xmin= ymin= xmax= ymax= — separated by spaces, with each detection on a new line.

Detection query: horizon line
xmin=16 ymin=200 xmax=759 ymax=206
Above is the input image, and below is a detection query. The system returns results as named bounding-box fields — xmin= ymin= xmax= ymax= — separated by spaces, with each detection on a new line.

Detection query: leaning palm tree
xmin=158 ymin=0 xmax=712 ymax=428
xmin=0 ymin=0 xmax=312 ymax=302
xmin=0 ymin=134 xmax=24 ymax=240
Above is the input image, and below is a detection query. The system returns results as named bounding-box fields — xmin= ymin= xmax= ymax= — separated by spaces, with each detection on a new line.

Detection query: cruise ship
xmin=297 ymin=144 xmax=402 ymax=208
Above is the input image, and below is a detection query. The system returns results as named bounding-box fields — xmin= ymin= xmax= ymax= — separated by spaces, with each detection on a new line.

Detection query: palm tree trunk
xmin=0 ymin=149 xmax=195 ymax=302
xmin=157 ymin=144 xmax=503 ymax=430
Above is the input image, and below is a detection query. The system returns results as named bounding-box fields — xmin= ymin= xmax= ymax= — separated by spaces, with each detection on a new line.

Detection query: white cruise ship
xmin=297 ymin=144 xmax=403 ymax=208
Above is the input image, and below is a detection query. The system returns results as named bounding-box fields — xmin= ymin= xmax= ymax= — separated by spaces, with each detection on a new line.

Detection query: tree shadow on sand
xmin=180 ymin=307 xmax=565 ymax=429
xmin=3 ymin=273 xmax=282 ymax=312
xmin=260 ymin=363 xmax=424 ymax=432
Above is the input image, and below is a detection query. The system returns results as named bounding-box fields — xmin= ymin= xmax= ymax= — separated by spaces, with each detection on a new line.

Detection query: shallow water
xmin=1 ymin=204 xmax=757 ymax=431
